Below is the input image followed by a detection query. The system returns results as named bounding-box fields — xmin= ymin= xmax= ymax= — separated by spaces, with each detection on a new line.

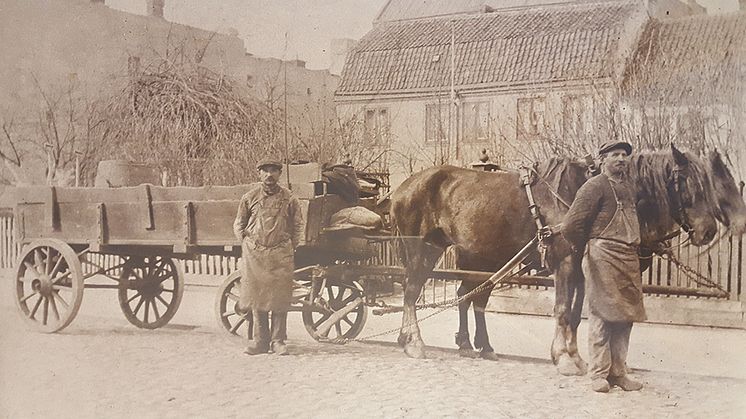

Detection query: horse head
xmin=705 ymin=150 xmax=746 ymax=234
xmin=634 ymin=145 xmax=717 ymax=246
xmin=666 ymin=145 xmax=720 ymax=246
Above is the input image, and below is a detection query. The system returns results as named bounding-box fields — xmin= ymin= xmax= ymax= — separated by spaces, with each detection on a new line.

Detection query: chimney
xmin=146 ymin=0 xmax=165 ymax=18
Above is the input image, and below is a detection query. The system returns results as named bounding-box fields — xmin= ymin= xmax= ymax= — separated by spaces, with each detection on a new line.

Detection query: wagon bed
xmin=10 ymin=182 xmax=361 ymax=334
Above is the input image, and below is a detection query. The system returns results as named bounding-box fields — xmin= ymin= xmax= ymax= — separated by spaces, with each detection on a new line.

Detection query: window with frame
xmin=364 ymin=107 xmax=389 ymax=145
xmin=425 ymin=103 xmax=449 ymax=144
xmin=463 ymin=101 xmax=490 ymax=143
xmin=562 ymin=95 xmax=593 ymax=141
xmin=516 ymin=97 xmax=546 ymax=141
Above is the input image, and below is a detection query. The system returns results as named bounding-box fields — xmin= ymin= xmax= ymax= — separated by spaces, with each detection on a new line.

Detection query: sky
xmin=106 ymin=0 xmax=389 ymax=70
xmin=105 ymin=0 xmax=740 ymax=70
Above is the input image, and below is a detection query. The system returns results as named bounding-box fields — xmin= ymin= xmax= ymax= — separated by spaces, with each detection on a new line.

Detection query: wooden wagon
xmin=10 ymin=177 xmax=378 ymax=337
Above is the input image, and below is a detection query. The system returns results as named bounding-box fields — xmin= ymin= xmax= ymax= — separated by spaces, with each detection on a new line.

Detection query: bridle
xmin=669 ymin=163 xmax=693 ymax=234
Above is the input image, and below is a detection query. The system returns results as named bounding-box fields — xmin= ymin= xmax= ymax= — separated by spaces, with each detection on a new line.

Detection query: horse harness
xmin=519 ymin=157 xmax=700 ymax=271
xmin=669 ymin=163 xmax=694 ymax=234
xmin=519 ymin=164 xmax=571 ymax=269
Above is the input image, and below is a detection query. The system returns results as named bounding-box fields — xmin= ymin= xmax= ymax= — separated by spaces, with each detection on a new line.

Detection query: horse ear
xmin=709 ymin=149 xmax=731 ymax=178
xmin=671 ymin=143 xmax=688 ymax=166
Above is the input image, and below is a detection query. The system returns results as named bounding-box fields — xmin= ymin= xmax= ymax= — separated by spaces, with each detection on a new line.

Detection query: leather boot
xmin=245 ymin=310 xmax=269 ymax=355
xmin=591 ymin=378 xmax=611 ymax=393
xmin=609 ymin=375 xmax=643 ymax=391
xmin=270 ymin=311 xmax=289 ymax=356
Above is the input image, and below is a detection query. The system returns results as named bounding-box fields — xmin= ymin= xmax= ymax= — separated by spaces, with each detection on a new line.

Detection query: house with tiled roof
xmin=621 ymin=12 xmax=746 ymax=175
xmin=336 ymin=0 xmax=650 ymax=185
xmin=335 ymin=0 xmax=741 ymax=187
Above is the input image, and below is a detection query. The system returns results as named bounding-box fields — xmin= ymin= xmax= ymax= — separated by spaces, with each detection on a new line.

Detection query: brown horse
xmin=391 ymin=145 xmax=746 ymax=373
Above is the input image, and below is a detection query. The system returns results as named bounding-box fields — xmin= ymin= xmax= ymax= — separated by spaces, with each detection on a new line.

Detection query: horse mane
xmin=630 ymin=152 xmax=675 ymax=224
xmin=631 ymin=150 xmax=717 ymax=238
xmin=533 ymin=156 xmax=588 ymax=212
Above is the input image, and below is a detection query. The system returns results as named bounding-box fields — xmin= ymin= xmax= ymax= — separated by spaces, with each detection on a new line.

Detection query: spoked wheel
xmin=118 ymin=256 xmax=184 ymax=329
xmin=302 ymin=280 xmax=367 ymax=341
xmin=14 ymin=239 xmax=84 ymax=333
xmin=214 ymin=271 xmax=253 ymax=338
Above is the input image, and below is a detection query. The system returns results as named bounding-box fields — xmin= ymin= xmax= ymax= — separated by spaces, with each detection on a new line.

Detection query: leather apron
xmin=239 ymin=191 xmax=295 ymax=312
xmin=582 ymin=177 xmax=647 ymax=322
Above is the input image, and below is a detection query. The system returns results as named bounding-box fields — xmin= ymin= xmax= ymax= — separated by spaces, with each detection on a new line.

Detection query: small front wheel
xmin=302 ymin=280 xmax=367 ymax=341
xmin=118 ymin=256 xmax=184 ymax=329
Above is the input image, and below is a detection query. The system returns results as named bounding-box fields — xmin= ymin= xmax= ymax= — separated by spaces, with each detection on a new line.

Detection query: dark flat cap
xmin=598 ymin=141 xmax=632 ymax=156
xmin=256 ymin=159 xmax=283 ymax=170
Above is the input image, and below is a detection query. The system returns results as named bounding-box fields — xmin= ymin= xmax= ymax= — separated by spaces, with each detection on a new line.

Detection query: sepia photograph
xmin=0 ymin=0 xmax=745 ymax=417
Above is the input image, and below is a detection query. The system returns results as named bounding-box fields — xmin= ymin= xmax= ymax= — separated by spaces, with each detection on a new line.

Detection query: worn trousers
xmin=588 ymin=311 xmax=632 ymax=380
xmin=252 ymin=310 xmax=288 ymax=345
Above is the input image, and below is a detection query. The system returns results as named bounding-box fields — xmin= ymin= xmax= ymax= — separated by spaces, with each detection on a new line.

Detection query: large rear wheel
xmin=14 ymin=239 xmax=84 ymax=333
xmin=214 ymin=271 xmax=253 ymax=338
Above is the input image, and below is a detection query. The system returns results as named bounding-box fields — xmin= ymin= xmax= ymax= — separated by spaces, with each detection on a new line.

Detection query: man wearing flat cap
xmin=562 ymin=141 xmax=646 ymax=393
xmin=234 ymin=159 xmax=304 ymax=356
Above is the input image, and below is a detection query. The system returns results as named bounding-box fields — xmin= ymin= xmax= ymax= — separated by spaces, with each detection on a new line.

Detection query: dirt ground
xmin=1 ymin=283 xmax=745 ymax=418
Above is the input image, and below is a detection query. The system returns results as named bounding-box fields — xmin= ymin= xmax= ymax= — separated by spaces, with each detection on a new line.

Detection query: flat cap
xmin=256 ymin=159 xmax=283 ymax=170
xmin=598 ymin=141 xmax=632 ymax=156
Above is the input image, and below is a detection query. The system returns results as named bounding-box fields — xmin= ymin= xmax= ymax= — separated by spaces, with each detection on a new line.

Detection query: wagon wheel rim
xmin=302 ymin=280 xmax=367 ymax=341
xmin=14 ymin=239 xmax=84 ymax=333
xmin=214 ymin=271 xmax=253 ymax=339
xmin=117 ymin=256 xmax=184 ymax=329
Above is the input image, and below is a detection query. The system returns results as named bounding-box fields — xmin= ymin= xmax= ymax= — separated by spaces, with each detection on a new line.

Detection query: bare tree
xmin=0 ymin=76 xmax=112 ymax=186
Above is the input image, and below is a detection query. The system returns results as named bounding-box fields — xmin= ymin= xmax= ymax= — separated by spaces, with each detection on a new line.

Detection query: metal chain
xmin=318 ymin=267 xmax=521 ymax=345
xmin=659 ymin=251 xmax=729 ymax=296
xmin=320 ymin=247 xmax=730 ymax=345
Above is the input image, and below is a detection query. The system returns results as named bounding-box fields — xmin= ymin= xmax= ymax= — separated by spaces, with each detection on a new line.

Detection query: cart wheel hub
xmin=33 ymin=277 xmax=54 ymax=296
xmin=140 ymin=281 xmax=162 ymax=297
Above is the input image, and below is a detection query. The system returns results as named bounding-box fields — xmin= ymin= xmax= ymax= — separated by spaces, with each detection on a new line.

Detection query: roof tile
xmin=623 ymin=12 xmax=746 ymax=103
xmin=339 ymin=2 xmax=640 ymax=95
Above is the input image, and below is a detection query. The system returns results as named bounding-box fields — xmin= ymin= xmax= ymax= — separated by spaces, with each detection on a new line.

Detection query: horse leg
xmin=456 ymin=282 xmax=477 ymax=358
xmin=552 ymin=257 xmax=584 ymax=375
xmin=398 ymin=244 xmax=440 ymax=359
xmin=568 ymin=266 xmax=588 ymax=375
xmin=398 ymin=271 xmax=428 ymax=358
xmin=472 ymin=284 xmax=499 ymax=361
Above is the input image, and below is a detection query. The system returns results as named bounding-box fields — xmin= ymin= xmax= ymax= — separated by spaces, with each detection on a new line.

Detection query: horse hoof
xmin=557 ymin=354 xmax=582 ymax=376
xmin=479 ymin=351 xmax=499 ymax=361
xmin=573 ymin=357 xmax=588 ymax=376
xmin=458 ymin=348 xmax=479 ymax=359
xmin=404 ymin=343 xmax=426 ymax=359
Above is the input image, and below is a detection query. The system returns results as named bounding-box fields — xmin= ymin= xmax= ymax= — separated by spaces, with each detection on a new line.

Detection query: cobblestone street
xmin=2 ymin=283 xmax=745 ymax=418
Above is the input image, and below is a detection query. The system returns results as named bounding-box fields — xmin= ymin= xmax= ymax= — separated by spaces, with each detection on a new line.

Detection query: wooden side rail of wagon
xmin=9 ymin=182 xmax=353 ymax=334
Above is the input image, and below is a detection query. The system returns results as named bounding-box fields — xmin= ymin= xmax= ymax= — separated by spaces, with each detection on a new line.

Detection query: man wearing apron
xmin=562 ymin=141 xmax=646 ymax=393
xmin=234 ymin=159 xmax=304 ymax=356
